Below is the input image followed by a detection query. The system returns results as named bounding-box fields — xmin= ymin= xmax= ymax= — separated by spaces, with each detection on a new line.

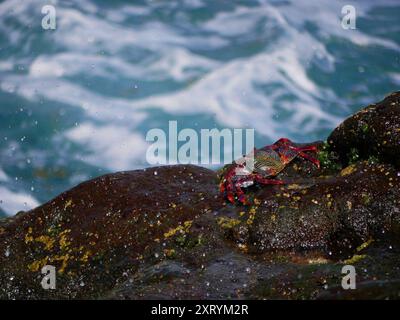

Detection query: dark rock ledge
xmin=1 ymin=92 xmax=400 ymax=299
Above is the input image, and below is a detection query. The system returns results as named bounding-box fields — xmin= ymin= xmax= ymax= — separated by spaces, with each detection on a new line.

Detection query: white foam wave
xmin=0 ymin=168 xmax=9 ymax=182
xmin=29 ymin=48 xmax=219 ymax=82
xmin=0 ymin=186 xmax=40 ymax=216
xmin=1 ymin=0 xmax=399 ymax=214
xmin=65 ymin=122 xmax=149 ymax=171
xmin=1 ymin=76 xmax=148 ymax=124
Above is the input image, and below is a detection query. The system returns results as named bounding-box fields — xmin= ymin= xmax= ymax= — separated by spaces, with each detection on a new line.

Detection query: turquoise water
xmin=0 ymin=0 xmax=399 ymax=216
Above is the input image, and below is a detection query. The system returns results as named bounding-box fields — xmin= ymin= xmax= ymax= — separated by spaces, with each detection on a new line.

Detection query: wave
xmin=0 ymin=0 xmax=399 ymax=214
xmin=0 ymin=186 xmax=40 ymax=216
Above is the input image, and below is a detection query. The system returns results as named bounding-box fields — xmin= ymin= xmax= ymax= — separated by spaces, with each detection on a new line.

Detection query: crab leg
xmin=292 ymin=144 xmax=320 ymax=168
xmin=234 ymin=182 xmax=248 ymax=205
xmin=220 ymin=178 xmax=235 ymax=203
xmin=230 ymin=175 xmax=256 ymax=204
xmin=292 ymin=145 xmax=318 ymax=152
xmin=220 ymin=166 xmax=240 ymax=203
xmin=297 ymin=151 xmax=320 ymax=168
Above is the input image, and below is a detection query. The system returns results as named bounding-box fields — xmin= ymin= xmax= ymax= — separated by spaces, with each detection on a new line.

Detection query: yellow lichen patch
xmin=53 ymin=254 xmax=70 ymax=274
xmin=34 ymin=235 xmax=55 ymax=251
xmin=59 ymin=229 xmax=71 ymax=250
xmin=271 ymin=214 xmax=276 ymax=222
xmin=49 ymin=253 xmax=74 ymax=274
xmin=164 ymin=220 xmax=193 ymax=238
xmin=28 ymin=257 xmax=49 ymax=272
xmin=80 ymin=250 xmax=92 ymax=263
xmin=164 ymin=248 xmax=176 ymax=258
xmin=64 ymin=199 xmax=73 ymax=210
xmin=246 ymin=207 xmax=257 ymax=225
xmin=237 ymin=243 xmax=248 ymax=252
xmin=137 ymin=254 xmax=144 ymax=261
xmin=340 ymin=164 xmax=356 ymax=176
xmin=356 ymin=239 xmax=374 ymax=252
xmin=217 ymin=217 xmax=241 ymax=229
xmin=344 ymin=254 xmax=366 ymax=264
xmin=26 ymin=227 xmax=68 ymax=251
xmin=26 ymin=228 xmax=93 ymax=274
xmin=287 ymin=184 xmax=301 ymax=190
xmin=25 ymin=227 xmax=34 ymax=244
xmin=308 ymin=257 xmax=329 ymax=265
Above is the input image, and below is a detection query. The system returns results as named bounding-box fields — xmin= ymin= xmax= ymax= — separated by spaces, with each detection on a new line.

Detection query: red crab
xmin=219 ymin=138 xmax=320 ymax=205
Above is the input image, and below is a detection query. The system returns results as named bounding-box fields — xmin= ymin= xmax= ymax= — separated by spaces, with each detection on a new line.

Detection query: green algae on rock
xmin=328 ymin=91 xmax=400 ymax=167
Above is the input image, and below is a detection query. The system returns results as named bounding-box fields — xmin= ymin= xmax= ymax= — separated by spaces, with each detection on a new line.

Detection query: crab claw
xmin=220 ymin=168 xmax=251 ymax=205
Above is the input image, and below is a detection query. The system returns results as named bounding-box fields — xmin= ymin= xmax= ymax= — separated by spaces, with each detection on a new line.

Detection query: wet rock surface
xmin=1 ymin=92 xmax=400 ymax=299
xmin=328 ymin=91 xmax=400 ymax=167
